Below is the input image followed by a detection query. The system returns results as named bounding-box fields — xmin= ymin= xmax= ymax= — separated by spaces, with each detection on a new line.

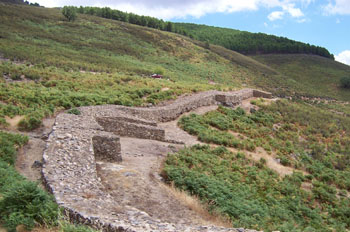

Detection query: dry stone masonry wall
xmin=42 ymin=89 xmax=271 ymax=232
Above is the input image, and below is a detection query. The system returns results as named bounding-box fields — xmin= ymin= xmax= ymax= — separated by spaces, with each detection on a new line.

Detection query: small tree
xmin=340 ymin=76 xmax=350 ymax=89
xmin=62 ymin=6 xmax=77 ymax=22
xmin=166 ymin=22 xmax=173 ymax=32
xmin=204 ymin=40 xmax=210 ymax=49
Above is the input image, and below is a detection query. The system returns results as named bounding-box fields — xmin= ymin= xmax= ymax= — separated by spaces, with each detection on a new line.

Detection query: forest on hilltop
xmin=65 ymin=6 xmax=334 ymax=59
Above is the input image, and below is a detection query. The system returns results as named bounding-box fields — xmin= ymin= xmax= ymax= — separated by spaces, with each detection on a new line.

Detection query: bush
xmin=153 ymin=67 xmax=165 ymax=75
xmin=0 ymin=181 xmax=59 ymax=232
xmin=0 ymin=132 xmax=28 ymax=165
xmin=0 ymin=132 xmax=58 ymax=232
xmin=60 ymin=221 xmax=98 ymax=232
xmin=25 ymin=70 xmax=40 ymax=80
xmin=340 ymin=76 xmax=350 ymax=89
xmin=62 ymin=6 xmax=77 ymax=22
xmin=67 ymin=108 xmax=81 ymax=115
xmin=18 ymin=114 xmax=42 ymax=131
xmin=10 ymin=71 xmax=22 ymax=80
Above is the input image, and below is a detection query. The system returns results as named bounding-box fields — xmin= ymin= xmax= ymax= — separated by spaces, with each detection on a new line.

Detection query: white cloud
xmin=324 ymin=0 xmax=350 ymax=15
xmin=335 ymin=50 xmax=350 ymax=66
xmin=267 ymin=2 xmax=305 ymax=22
xmin=297 ymin=18 xmax=306 ymax=23
xmin=34 ymin=0 xmax=310 ymax=20
xmin=282 ymin=3 xmax=304 ymax=18
xmin=268 ymin=11 xmax=285 ymax=21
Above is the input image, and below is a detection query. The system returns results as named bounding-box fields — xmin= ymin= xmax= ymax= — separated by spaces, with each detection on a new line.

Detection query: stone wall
xmin=42 ymin=88 xmax=271 ymax=232
xmin=92 ymin=135 xmax=122 ymax=162
xmin=253 ymin=89 xmax=273 ymax=98
xmin=96 ymin=117 xmax=165 ymax=141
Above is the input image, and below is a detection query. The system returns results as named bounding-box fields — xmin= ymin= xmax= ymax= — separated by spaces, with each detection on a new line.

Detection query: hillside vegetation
xmin=174 ymin=23 xmax=333 ymax=58
xmin=1 ymin=2 xmax=350 ymax=232
xmin=164 ymin=99 xmax=350 ymax=231
xmin=0 ymin=3 xmax=263 ymax=130
xmin=50 ymin=5 xmax=350 ymax=102
xmin=252 ymin=54 xmax=350 ymax=100
xmin=65 ymin=5 xmax=333 ymax=59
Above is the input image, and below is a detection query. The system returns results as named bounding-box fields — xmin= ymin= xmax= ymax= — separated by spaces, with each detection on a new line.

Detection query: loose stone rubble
xmin=42 ymin=89 xmax=271 ymax=232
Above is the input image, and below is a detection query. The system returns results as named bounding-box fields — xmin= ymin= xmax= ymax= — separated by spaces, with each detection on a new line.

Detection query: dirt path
xmin=96 ymin=105 xmax=226 ymax=226
xmin=14 ymin=117 xmax=56 ymax=185
xmin=97 ymin=138 xmax=207 ymax=225
xmin=229 ymin=147 xmax=303 ymax=176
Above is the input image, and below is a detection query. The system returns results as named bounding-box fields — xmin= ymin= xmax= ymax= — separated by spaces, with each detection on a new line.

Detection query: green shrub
xmin=280 ymin=156 xmax=291 ymax=166
xmin=10 ymin=71 xmax=22 ymax=80
xmin=59 ymin=221 xmax=98 ymax=232
xmin=0 ymin=181 xmax=59 ymax=232
xmin=164 ymin=146 xmax=326 ymax=231
xmin=62 ymin=6 xmax=77 ymax=22
xmin=153 ymin=67 xmax=165 ymax=75
xmin=25 ymin=70 xmax=40 ymax=80
xmin=0 ymin=132 xmax=28 ymax=165
xmin=18 ymin=114 xmax=42 ymax=131
xmin=0 ymin=132 xmax=57 ymax=232
xmin=67 ymin=108 xmax=81 ymax=115
xmin=340 ymin=76 xmax=350 ymax=89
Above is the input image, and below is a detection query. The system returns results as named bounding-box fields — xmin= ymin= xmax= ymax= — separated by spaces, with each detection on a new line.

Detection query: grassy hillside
xmin=252 ymin=54 xmax=350 ymax=100
xmin=63 ymin=6 xmax=333 ymax=59
xmin=175 ymin=23 xmax=333 ymax=58
xmin=1 ymin=3 xmax=350 ymax=232
xmin=164 ymin=100 xmax=350 ymax=232
xmin=0 ymin=3 xmax=265 ymax=129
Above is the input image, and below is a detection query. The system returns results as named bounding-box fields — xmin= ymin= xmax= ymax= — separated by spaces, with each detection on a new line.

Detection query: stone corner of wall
xmin=252 ymin=89 xmax=273 ymax=98
xmin=92 ymin=134 xmax=122 ymax=162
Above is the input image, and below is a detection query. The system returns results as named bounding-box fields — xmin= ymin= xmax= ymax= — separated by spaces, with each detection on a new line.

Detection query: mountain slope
xmin=0 ymin=4 xmax=260 ymax=85
xmin=0 ymin=3 xmax=266 ymax=128
xmin=252 ymin=54 xmax=350 ymax=100
xmin=175 ymin=23 xmax=333 ymax=58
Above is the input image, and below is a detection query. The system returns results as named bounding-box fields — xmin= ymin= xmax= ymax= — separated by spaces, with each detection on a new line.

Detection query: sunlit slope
xmin=0 ymin=4 xmax=261 ymax=86
xmin=252 ymin=54 xmax=350 ymax=100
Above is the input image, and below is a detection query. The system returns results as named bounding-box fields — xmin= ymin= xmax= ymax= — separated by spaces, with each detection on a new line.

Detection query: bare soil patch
xmin=97 ymin=138 xmax=208 ymax=225
xmin=5 ymin=115 xmax=24 ymax=130
xmin=15 ymin=117 xmax=56 ymax=185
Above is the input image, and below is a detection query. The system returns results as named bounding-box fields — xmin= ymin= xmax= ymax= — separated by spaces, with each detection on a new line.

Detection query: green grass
xmin=168 ymin=101 xmax=350 ymax=231
xmin=252 ymin=54 xmax=350 ymax=101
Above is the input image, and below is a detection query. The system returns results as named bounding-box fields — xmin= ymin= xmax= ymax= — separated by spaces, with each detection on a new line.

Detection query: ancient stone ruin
xmin=42 ymin=89 xmax=271 ymax=232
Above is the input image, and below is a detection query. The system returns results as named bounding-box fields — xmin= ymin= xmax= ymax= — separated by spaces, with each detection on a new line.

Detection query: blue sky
xmin=36 ymin=0 xmax=350 ymax=65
